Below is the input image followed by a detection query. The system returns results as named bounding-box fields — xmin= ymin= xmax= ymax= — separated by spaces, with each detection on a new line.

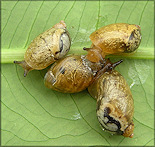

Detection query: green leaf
xmin=1 ymin=1 xmax=154 ymax=146
xmin=1 ymin=0 xmax=154 ymax=62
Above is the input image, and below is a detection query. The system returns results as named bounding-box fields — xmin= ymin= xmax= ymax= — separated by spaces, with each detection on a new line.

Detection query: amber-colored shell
xmin=14 ymin=20 xmax=71 ymax=77
xmin=89 ymin=23 xmax=141 ymax=56
xmin=88 ymin=70 xmax=134 ymax=137
xmin=44 ymin=55 xmax=104 ymax=93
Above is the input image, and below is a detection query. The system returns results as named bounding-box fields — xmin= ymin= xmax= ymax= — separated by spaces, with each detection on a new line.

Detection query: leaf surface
xmin=1 ymin=1 xmax=154 ymax=146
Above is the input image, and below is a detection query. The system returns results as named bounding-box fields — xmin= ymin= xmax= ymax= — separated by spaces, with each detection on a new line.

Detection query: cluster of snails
xmin=14 ymin=21 xmax=141 ymax=138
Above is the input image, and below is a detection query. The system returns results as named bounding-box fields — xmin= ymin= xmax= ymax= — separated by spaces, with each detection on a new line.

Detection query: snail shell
xmin=14 ymin=20 xmax=71 ymax=77
xmin=89 ymin=23 xmax=141 ymax=57
xmin=44 ymin=55 xmax=105 ymax=93
xmin=88 ymin=69 xmax=134 ymax=138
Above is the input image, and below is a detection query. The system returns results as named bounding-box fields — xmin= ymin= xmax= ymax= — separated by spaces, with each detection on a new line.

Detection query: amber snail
xmin=44 ymin=54 xmax=110 ymax=93
xmin=84 ymin=23 xmax=141 ymax=60
xmin=14 ymin=22 xmax=137 ymax=138
xmin=14 ymin=20 xmax=71 ymax=77
xmin=88 ymin=59 xmax=134 ymax=138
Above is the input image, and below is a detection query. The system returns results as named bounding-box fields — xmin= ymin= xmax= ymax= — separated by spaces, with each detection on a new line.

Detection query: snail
xmin=44 ymin=54 xmax=110 ymax=93
xmin=88 ymin=59 xmax=134 ymax=138
xmin=14 ymin=20 xmax=71 ymax=77
xmin=84 ymin=23 xmax=141 ymax=61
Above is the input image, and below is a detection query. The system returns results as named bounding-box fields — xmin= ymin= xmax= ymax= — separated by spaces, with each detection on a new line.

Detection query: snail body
xmin=85 ymin=23 xmax=141 ymax=60
xmin=88 ymin=63 xmax=134 ymax=138
xmin=14 ymin=21 xmax=71 ymax=77
xmin=44 ymin=55 xmax=107 ymax=93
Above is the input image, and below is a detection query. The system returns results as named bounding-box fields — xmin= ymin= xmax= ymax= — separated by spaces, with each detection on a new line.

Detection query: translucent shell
xmin=88 ymin=70 xmax=134 ymax=138
xmin=44 ymin=55 xmax=104 ymax=93
xmin=14 ymin=21 xmax=71 ymax=77
xmin=89 ymin=23 xmax=141 ymax=57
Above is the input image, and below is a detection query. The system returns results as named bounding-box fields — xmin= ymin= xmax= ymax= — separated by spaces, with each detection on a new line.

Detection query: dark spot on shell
xmin=103 ymin=108 xmax=122 ymax=134
xmin=124 ymin=29 xmax=141 ymax=53
xmin=104 ymin=107 xmax=111 ymax=114
xmin=102 ymin=94 xmax=105 ymax=98
xmin=59 ymin=67 xmax=65 ymax=74
xmin=73 ymin=58 xmax=77 ymax=61
xmin=97 ymin=99 xmax=101 ymax=111
xmin=55 ymin=51 xmax=60 ymax=54
xmin=60 ymin=39 xmax=63 ymax=52
xmin=102 ymin=79 xmax=106 ymax=86
xmin=54 ymin=57 xmax=59 ymax=60
xmin=129 ymin=30 xmax=135 ymax=41
xmin=98 ymin=117 xmax=123 ymax=135
xmin=40 ymin=37 xmax=47 ymax=43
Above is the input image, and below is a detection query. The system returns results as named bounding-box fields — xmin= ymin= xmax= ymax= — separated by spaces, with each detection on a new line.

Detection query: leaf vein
xmin=24 ymin=1 xmax=45 ymax=48
xmin=1 ymin=1 xmax=19 ymax=34
xmin=64 ymin=1 xmax=76 ymax=21
xmin=144 ymin=138 xmax=154 ymax=146
xmin=1 ymin=72 xmax=45 ymax=115
xmin=79 ymin=19 xmax=92 ymax=47
xmin=8 ymin=1 xmax=32 ymax=49
xmin=117 ymin=137 xmax=125 ymax=146
xmin=95 ymin=0 xmax=101 ymax=30
xmin=145 ymin=22 xmax=154 ymax=47
xmin=1 ymin=128 xmax=92 ymax=143
xmin=15 ymin=65 xmax=76 ymax=121
xmin=139 ymin=1 xmax=148 ymax=25
xmin=133 ymin=117 xmax=154 ymax=129
xmin=72 ymin=1 xmax=87 ymax=43
xmin=127 ymin=1 xmax=138 ymax=23
xmin=70 ymin=94 xmax=111 ymax=145
xmin=4 ymin=135 xmax=16 ymax=146
xmin=1 ymin=102 xmax=50 ymax=139
xmin=42 ymin=1 xmax=60 ymax=32
xmin=115 ymin=1 xmax=125 ymax=23
xmin=134 ymin=62 xmax=154 ymax=111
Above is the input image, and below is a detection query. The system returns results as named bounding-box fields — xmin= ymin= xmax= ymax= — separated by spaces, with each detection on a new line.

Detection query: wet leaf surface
xmin=1 ymin=1 xmax=154 ymax=146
